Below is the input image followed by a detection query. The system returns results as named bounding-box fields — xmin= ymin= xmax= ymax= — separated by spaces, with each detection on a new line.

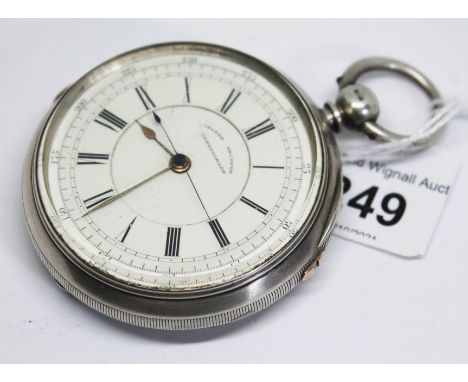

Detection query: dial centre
xmin=110 ymin=105 xmax=251 ymax=226
xmin=170 ymin=153 xmax=192 ymax=173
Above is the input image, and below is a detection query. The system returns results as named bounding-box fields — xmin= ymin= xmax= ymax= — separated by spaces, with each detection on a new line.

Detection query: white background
xmin=1 ymin=19 xmax=468 ymax=363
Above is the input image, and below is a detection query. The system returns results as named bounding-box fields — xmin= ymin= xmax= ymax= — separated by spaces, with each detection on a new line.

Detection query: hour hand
xmin=136 ymin=120 xmax=173 ymax=156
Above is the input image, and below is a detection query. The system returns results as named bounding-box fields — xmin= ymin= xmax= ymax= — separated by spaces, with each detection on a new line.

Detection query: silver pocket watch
xmin=23 ymin=42 xmax=442 ymax=330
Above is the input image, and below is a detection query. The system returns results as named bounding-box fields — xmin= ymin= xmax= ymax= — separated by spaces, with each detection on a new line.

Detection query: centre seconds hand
xmin=150 ymin=111 xmax=212 ymax=221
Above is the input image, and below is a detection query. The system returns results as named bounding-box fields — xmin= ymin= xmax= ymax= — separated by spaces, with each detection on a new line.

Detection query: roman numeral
xmin=184 ymin=77 xmax=190 ymax=103
xmin=240 ymin=196 xmax=268 ymax=215
xmin=119 ymin=217 xmax=137 ymax=243
xmin=209 ymin=219 xmax=230 ymax=248
xmin=77 ymin=153 xmax=109 ymax=165
xmin=244 ymin=119 xmax=275 ymax=140
xmin=220 ymin=89 xmax=241 ymax=114
xmin=135 ymin=86 xmax=156 ymax=110
xmin=83 ymin=189 xmax=114 ymax=209
xmin=94 ymin=109 xmax=127 ymax=132
xmin=253 ymin=165 xmax=284 ymax=169
xmin=165 ymin=227 xmax=181 ymax=257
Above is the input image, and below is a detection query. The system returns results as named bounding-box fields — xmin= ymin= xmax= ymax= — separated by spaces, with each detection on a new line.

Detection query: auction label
xmin=333 ymin=148 xmax=461 ymax=257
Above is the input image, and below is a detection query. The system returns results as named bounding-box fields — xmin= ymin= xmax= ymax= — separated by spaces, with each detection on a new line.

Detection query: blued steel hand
xmin=82 ymin=166 xmax=171 ymax=217
xmin=136 ymin=120 xmax=174 ymax=156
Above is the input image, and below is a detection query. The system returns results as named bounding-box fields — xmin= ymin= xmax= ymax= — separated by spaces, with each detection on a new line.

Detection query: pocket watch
xmin=23 ymin=42 xmax=442 ymax=330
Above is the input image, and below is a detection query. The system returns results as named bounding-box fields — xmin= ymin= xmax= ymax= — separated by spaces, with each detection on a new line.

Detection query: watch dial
xmin=38 ymin=44 xmax=323 ymax=293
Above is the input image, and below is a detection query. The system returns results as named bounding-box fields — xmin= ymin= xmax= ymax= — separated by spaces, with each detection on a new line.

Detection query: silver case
xmin=22 ymin=42 xmax=342 ymax=330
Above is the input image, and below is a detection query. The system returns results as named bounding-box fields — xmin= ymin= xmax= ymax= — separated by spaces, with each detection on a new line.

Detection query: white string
xmin=338 ymin=99 xmax=468 ymax=163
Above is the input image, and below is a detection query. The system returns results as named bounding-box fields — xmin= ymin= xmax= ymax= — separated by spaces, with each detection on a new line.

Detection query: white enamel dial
xmin=38 ymin=45 xmax=322 ymax=292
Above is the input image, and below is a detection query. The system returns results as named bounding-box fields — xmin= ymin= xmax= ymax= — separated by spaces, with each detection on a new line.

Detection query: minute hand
xmin=82 ymin=166 xmax=171 ymax=217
